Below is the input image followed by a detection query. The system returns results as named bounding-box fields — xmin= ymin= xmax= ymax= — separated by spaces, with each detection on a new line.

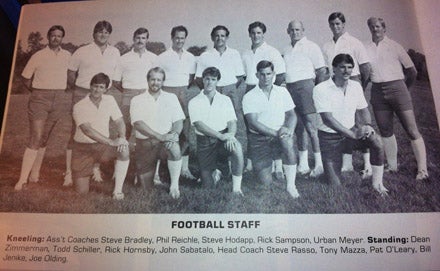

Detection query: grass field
xmin=0 ymin=81 xmax=439 ymax=214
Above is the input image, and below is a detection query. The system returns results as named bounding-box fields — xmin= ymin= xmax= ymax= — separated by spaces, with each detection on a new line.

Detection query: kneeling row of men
xmin=59 ymin=53 xmax=387 ymax=200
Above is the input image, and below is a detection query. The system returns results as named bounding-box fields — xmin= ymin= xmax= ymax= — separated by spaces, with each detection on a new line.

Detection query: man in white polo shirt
xmin=365 ymin=17 xmax=428 ymax=180
xmin=242 ymin=21 xmax=285 ymax=176
xmin=113 ymin=27 xmax=157 ymax=138
xmin=189 ymin=67 xmax=243 ymax=194
xmin=313 ymin=54 xmax=388 ymax=195
xmin=65 ymin=20 xmax=120 ymax=186
xmin=130 ymin=67 xmax=184 ymax=199
xmin=195 ymin=25 xmax=244 ymax=112
xmin=71 ymin=73 xmax=129 ymax=200
xmin=283 ymin=20 xmax=327 ymax=178
xmin=242 ymin=60 xmax=299 ymax=199
xmin=158 ymin=25 xmax=197 ymax=180
xmin=322 ymin=12 xmax=372 ymax=175
xmin=15 ymin=25 xmax=71 ymax=190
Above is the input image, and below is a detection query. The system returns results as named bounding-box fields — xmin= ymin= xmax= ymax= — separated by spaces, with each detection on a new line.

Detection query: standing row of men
xmin=14 ymin=12 xmax=429 ymax=200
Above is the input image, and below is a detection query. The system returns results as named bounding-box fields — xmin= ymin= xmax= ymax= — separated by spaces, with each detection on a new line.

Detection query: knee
xmin=168 ymin=143 xmax=182 ymax=160
xmin=406 ymin=128 xmax=421 ymax=141
xmin=118 ymin=148 xmax=130 ymax=161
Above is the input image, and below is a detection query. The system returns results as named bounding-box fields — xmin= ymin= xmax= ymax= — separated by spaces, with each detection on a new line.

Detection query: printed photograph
xmin=0 ymin=0 xmax=439 ymax=214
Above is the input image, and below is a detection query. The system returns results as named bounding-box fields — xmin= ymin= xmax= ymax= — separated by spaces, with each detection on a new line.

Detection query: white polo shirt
xmin=242 ymin=85 xmax=295 ymax=133
xmin=195 ymin=47 xmax=244 ymax=86
xmin=73 ymin=94 xmax=122 ymax=143
xmin=365 ymin=36 xmax=415 ymax=83
xmin=130 ymin=90 xmax=185 ymax=139
xmin=68 ymin=43 xmax=120 ymax=89
xmin=188 ymin=91 xmax=237 ymax=135
xmin=242 ymin=42 xmax=286 ymax=85
xmin=22 ymin=46 xmax=71 ymax=89
xmin=313 ymin=79 xmax=368 ymax=133
xmin=283 ymin=37 xmax=326 ymax=83
xmin=322 ymin=32 xmax=369 ymax=77
xmin=157 ymin=48 xmax=196 ymax=87
xmin=114 ymin=49 xmax=158 ymax=89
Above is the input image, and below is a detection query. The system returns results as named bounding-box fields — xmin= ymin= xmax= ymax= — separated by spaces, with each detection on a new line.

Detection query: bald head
xmin=287 ymin=20 xmax=305 ymax=42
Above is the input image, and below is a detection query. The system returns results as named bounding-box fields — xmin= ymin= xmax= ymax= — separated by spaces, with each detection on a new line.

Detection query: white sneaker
xmin=181 ymin=169 xmax=196 ymax=180
xmin=297 ymin=166 xmax=311 ymax=175
xmin=416 ymin=170 xmax=429 ymax=181
xmin=63 ymin=171 xmax=73 ymax=187
xmin=341 ymin=166 xmax=354 ymax=172
xmin=14 ymin=182 xmax=26 ymax=191
xmin=112 ymin=192 xmax=124 ymax=200
xmin=169 ymin=187 xmax=180 ymax=199
xmin=373 ymin=183 xmax=389 ymax=196
xmin=92 ymin=166 xmax=103 ymax=182
xmin=310 ymin=166 xmax=324 ymax=178
xmin=212 ymin=169 xmax=222 ymax=185
xmin=287 ymin=187 xmax=300 ymax=199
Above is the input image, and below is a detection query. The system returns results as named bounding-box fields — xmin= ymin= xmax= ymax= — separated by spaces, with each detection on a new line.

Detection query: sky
xmin=16 ymin=0 xmax=421 ymax=54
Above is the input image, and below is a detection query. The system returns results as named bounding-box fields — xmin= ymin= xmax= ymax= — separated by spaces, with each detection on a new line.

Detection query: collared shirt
xmin=365 ymin=36 xmax=414 ymax=83
xmin=283 ymin=37 xmax=326 ymax=83
xmin=188 ymin=91 xmax=237 ymax=135
xmin=242 ymin=84 xmax=295 ymax=132
xmin=157 ymin=48 xmax=196 ymax=87
xmin=68 ymin=43 xmax=120 ymax=89
xmin=195 ymin=47 xmax=244 ymax=86
xmin=73 ymin=94 xmax=122 ymax=143
xmin=242 ymin=42 xmax=286 ymax=85
xmin=313 ymin=79 xmax=368 ymax=133
xmin=322 ymin=32 xmax=369 ymax=77
xmin=114 ymin=49 xmax=158 ymax=89
xmin=22 ymin=46 xmax=71 ymax=89
xmin=130 ymin=90 xmax=185 ymax=139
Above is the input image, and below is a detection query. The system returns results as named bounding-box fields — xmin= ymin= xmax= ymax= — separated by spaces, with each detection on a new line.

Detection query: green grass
xmin=0 ymin=81 xmax=439 ymax=214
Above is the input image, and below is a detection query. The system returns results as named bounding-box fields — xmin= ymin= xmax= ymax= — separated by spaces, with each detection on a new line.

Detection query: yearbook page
xmin=0 ymin=0 xmax=439 ymax=270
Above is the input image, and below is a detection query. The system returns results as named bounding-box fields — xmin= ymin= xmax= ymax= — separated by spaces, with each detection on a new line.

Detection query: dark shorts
xmin=217 ymin=83 xmax=240 ymax=111
xmin=72 ymin=142 xmax=118 ymax=179
xmin=286 ymin=79 xmax=316 ymax=115
xmin=163 ymin=86 xmax=191 ymax=116
xmin=135 ymin=138 xmax=167 ymax=174
xmin=196 ymin=135 xmax=229 ymax=172
xmin=370 ymin=80 xmax=413 ymax=112
xmin=28 ymin=89 xmax=71 ymax=122
xmin=318 ymin=130 xmax=370 ymax=163
xmin=247 ymin=132 xmax=282 ymax=171
xmin=72 ymin=86 xmax=90 ymax=105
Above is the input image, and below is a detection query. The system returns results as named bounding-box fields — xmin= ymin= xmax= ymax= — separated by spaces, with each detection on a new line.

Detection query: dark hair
xmin=90 ymin=73 xmax=110 ymax=88
xmin=147 ymin=67 xmax=166 ymax=81
xmin=248 ymin=21 xmax=266 ymax=34
xmin=328 ymin=12 xmax=346 ymax=23
xmin=202 ymin=67 xmax=221 ymax=80
xmin=256 ymin=60 xmax=274 ymax=72
xmin=367 ymin=17 xmax=386 ymax=28
xmin=171 ymin=25 xmax=188 ymax=38
xmin=93 ymin=20 xmax=112 ymax=35
xmin=133 ymin=27 xmax=149 ymax=39
xmin=211 ymin=25 xmax=230 ymax=38
xmin=47 ymin=25 xmax=65 ymax=38
xmin=332 ymin=54 xmax=354 ymax=67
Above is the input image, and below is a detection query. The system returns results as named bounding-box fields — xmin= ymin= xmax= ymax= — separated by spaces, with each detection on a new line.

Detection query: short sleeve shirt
xmin=242 ymin=42 xmax=286 ymax=85
xmin=188 ymin=91 xmax=237 ymax=135
xmin=68 ymin=43 xmax=120 ymax=89
xmin=195 ymin=47 xmax=244 ymax=86
xmin=313 ymin=79 xmax=368 ymax=133
xmin=157 ymin=48 xmax=196 ymax=87
xmin=130 ymin=91 xmax=185 ymax=139
xmin=114 ymin=49 xmax=158 ymax=89
xmin=283 ymin=37 xmax=326 ymax=83
xmin=322 ymin=32 xmax=369 ymax=77
xmin=22 ymin=46 xmax=71 ymax=89
xmin=242 ymin=85 xmax=295 ymax=132
xmin=365 ymin=36 xmax=415 ymax=83
xmin=73 ymin=94 xmax=122 ymax=143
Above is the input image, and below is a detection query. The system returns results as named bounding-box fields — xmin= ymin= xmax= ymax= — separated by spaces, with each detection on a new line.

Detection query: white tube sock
xmin=168 ymin=159 xmax=182 ymax=190
xmin=29 ymin=147 xmax=46 ymax=182
xmin=113 ymin=160 xmax=129 ymax=194
xmin=232 ymin=175 xmax=242 ymax=193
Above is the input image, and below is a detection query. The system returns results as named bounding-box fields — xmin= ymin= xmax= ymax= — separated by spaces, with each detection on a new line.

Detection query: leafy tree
xmin=146 ymin=41 xmax=166 ymax=55
xmin=27 ymin=31 xmax=44 ymax=54
xmin=187 ymin=45 xmax=207 ymax=56
xmin=114 ymin=41 xmax=130 ymax=55
xmin=62 ymin=42 xmax=79 ymax=54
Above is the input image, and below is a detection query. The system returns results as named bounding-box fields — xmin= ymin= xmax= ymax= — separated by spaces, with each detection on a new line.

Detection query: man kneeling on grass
xmin=312 ymin=54 xmax=388 ymax=195
xmin=242 ymin=60 xmax=299 ymax=199
xmin=188 ymin=67 xmax=244 ymax=194
xmin=130 ymin=67 xmax=184 ymax=199
xmin=71 ymin=73 xmax=129 ymax=200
